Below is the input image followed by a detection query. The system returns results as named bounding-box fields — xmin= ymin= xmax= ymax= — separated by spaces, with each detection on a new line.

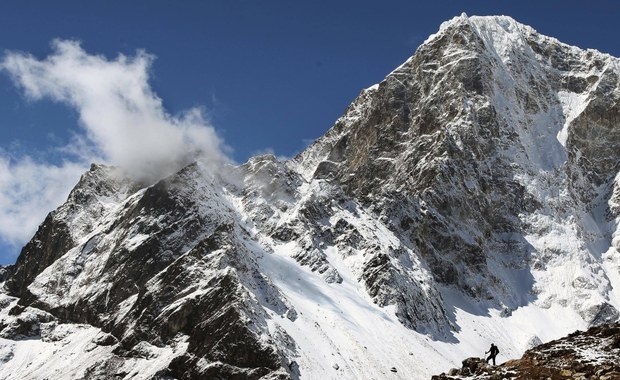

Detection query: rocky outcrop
xmin=7 ymin=164 xmax=136 ymax=298
xmin=433 ymin=322 xmax=620 ymax=380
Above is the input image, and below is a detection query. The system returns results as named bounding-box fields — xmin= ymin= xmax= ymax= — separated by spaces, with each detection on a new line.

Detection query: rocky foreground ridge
xmin=433 ymin=322 xmax=620 ymax=380
xmin=1 ymin=13 xmax=620 ymax=379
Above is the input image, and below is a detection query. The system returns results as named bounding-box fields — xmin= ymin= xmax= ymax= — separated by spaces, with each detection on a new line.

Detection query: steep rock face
xmin=293 ymin=15 xmax=540 ymax=312
xmin=293 ymin=14 xmax=620 ymax=323
xmin=243 ymin=154 xmax=449 ymax=335
xmin=8 ymin=164 xmax=137 ymax=297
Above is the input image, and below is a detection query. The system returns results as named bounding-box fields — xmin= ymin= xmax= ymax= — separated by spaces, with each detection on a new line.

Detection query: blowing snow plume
xmin=0 ymin=40 xmax=230 ymax=259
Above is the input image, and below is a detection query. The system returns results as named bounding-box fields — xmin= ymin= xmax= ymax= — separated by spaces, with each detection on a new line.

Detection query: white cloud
xmin=0 ymin=40 xmax=231 ymax=257
xmin=0 ymin=153 xmax=86 ymax=250
xmin=2 ymin=39 xmax=230 ymax=180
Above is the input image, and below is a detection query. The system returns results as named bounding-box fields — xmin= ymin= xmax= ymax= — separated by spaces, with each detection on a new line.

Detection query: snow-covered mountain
xmin=2 ymin=13 xmax=620 ymax=379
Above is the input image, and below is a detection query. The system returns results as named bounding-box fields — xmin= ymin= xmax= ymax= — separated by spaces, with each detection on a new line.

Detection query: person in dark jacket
xmin=485 ymin=343 xmax=499 ymax=365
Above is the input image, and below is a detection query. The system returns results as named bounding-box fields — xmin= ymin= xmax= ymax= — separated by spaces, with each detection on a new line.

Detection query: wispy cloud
xmin=0 ymin=39 xmax=231 ymax=258
xmin=0 ymin=152 xmax=85 ymax=249
xmin=2 ymin=39 xmax=230 ymax=179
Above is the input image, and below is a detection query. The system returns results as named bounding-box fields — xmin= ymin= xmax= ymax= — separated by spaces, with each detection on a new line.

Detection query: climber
xmin=485 ymin=343 xmax=500 ymax=365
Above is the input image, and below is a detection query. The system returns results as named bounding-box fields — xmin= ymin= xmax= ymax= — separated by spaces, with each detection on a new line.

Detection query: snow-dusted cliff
xmin=1 ymin=14 xmax=620 ymax=379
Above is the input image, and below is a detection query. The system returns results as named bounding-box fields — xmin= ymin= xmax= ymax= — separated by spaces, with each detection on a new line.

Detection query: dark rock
xmin=0 ymin=307 xmax=55 ymax=339
xmin=461 ymin=357 xmax=485 ymax=374
xmin=589 ymin=302 xmax=620 ymax=326
xmin=93 ymin=332 xmax=118 ymax=346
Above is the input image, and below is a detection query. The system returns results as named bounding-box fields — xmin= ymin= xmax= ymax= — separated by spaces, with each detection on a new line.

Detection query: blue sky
xmin=0 ymin=0 xmax=619 ymax=264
